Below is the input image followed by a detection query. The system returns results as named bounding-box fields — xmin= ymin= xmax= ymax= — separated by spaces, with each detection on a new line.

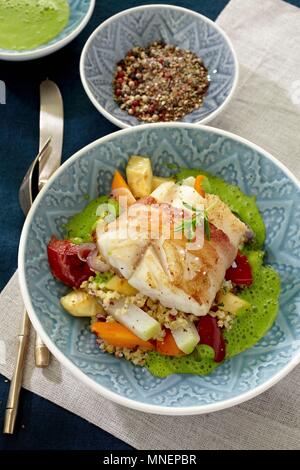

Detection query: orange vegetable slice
xmin=111 ymin=170 xmax=136 ymax=206
xmin=91 ymin=321 xmax=154 ymax=350
xmin=156 ymin=330 xmax=183 ymax=356
xmin=111 ymin=170 xmax=130 ymax=191
xmin=194 ymin=175 xmax=206 ymax=197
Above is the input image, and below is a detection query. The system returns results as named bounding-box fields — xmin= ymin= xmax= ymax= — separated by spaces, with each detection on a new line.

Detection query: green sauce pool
xmin=0 ymin=0 xmax=70 ymax=51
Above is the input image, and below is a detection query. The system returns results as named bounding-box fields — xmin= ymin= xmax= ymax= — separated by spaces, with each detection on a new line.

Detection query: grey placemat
xmin=1 ymin=0 xmax=300 ymax=450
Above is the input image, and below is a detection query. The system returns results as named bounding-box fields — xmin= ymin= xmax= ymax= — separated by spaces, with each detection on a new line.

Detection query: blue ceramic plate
xmin=0 ymin=0 xmax=95 ymax=61
xmin=80 ymin=5 xmax=238 ymax=128
xmin=19 ymin=123 xmax=300 ymax=415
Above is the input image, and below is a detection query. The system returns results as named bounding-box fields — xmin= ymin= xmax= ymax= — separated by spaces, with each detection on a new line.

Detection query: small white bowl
xmin=0 ymin=0 xmax=95 ymax=62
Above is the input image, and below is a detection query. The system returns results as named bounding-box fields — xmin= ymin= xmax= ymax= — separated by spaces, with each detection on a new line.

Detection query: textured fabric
xmin=1 ymin=0 xmax=300 ymax=450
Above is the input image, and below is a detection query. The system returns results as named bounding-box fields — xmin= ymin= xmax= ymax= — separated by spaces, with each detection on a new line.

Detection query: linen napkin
xmin=1 ymin=0 xmax=300 ymax=450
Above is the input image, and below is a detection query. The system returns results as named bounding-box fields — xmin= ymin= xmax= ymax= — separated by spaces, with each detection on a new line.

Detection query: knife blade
xmin=35 ymin=80 xmax=64 ymax=366
xmin=39 ymin=80 xmax=64 ymax=190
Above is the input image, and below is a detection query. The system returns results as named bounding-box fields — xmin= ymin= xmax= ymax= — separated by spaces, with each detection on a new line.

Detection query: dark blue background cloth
xmin=0 ymin=0 xmax=299 ymax=451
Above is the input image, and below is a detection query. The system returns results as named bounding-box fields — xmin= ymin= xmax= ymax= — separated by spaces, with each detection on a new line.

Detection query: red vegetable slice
xmin=225 ymin=251 xmax=253 ymax=286
xmin=198 ymin=315 xmax=225 ymax=362
xmin=47 ymin=237 xmax=94 ymax=288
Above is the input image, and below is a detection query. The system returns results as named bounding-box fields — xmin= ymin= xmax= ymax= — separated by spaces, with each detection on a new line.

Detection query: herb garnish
xmin=94 ymin=272 xmax=114 ymax=286
xmin=174 ymin=202 xmax=211 ymax=241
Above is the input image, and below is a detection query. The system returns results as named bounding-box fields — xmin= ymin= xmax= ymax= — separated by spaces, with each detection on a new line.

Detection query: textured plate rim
xmin=0 ymin=0 xmax=96 ymax=61
xmin=79 ymin=4 xmax=239 ymax=129
xmin=19 ymin=122 xmax=300 ymax=416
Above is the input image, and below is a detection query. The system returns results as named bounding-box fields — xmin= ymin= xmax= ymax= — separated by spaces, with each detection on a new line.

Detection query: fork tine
xmin=18 ymin=138 xmax=51 ymax=216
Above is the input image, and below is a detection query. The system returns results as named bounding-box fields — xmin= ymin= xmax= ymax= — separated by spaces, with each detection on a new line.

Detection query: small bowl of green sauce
xmin=0 ymin=0 xmax=95 ymax=61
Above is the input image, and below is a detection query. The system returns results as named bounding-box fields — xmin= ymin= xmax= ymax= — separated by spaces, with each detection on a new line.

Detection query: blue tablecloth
xmin=0 ymin=0 xmax=299 ymax=451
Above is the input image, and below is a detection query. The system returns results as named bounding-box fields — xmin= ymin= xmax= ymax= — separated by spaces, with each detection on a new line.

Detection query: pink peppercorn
xmin=148 ymin=104 xmax=156 ymax=113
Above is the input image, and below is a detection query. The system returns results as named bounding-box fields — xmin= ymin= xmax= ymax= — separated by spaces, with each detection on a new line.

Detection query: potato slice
xmin=106 ymin=275 xmax=137 ymax=296
xmin=60 ymin=290 xmax=104 ymax=317
xmin=217 ymin=292 xmax=250 ymax=314
xmin=126 ymin=156 xmax=153 ymax=198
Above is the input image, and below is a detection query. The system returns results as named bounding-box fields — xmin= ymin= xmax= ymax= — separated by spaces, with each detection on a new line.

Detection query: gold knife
xmin=3 ymin=138 xmax=52 ymax=434
xmin=34 ymin=80 xmax=64 ymax=367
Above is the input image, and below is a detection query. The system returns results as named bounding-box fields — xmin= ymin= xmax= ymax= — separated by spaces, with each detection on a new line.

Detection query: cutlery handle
xmin=3 ymin=311 xmax=31 ymax=434
xmin=34 ymin=334 xmax=50 ymax=367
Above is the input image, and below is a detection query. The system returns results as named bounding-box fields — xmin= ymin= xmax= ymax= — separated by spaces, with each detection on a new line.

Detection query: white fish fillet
xmin=129 ymin=245 xmax=206 ymax=316
xmin=97 ymin=182 xmax=247 ymax=315
xmin=204 ymin=193 xmax=247 ymax=248
xmin=97 ymin=225 xmax=148 ymax=279
xmin=152 ymin=182 xmax=247 ymax=249
xmin=151 ymin=181 xmax=206 ymax=211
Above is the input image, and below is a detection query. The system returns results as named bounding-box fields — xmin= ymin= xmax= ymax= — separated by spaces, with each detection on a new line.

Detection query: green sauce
xmin=0 ymin=0 xmax=69 ymax=51
xmin=146 ymin=169 xmax=280 ymax=378
xmin=64 ymin=196 xmax=119 ymax=243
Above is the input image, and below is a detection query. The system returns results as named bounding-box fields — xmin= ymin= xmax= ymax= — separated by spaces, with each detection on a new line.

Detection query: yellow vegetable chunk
xmin=126 ymin=156 xmax=153 ymax=198
xmin=217 ymin=292 xmax=250 ymax=314
xmin=60 ymin=290 xmax=104 ymax=317
xmin=106 ymin=275 xmax=138 ymax=296
xmin=151 ymin=175 xmax=173 ymax=191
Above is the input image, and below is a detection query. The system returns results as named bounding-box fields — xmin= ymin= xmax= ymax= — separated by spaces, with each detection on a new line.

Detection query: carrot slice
xmin=91 ymin=321 xmax=154 ymax=350
xmin=194 ymin=175 xmax=206 ymax=197
xmin=156 ymin=330 xmax=183 ymax=356
xmin=111 ymin=170 xmax=136 ymax=206
xmin=111 ymin=170 xmax=130 ymax=191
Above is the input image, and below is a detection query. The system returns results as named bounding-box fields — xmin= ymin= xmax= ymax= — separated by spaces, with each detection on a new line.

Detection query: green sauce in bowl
xmin=0 ymin=0 xmax=69 ymax=51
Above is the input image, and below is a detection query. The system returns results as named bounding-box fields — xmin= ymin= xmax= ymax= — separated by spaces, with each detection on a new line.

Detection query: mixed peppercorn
xmin=113 ymin=42 xmax=210 ymax=122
